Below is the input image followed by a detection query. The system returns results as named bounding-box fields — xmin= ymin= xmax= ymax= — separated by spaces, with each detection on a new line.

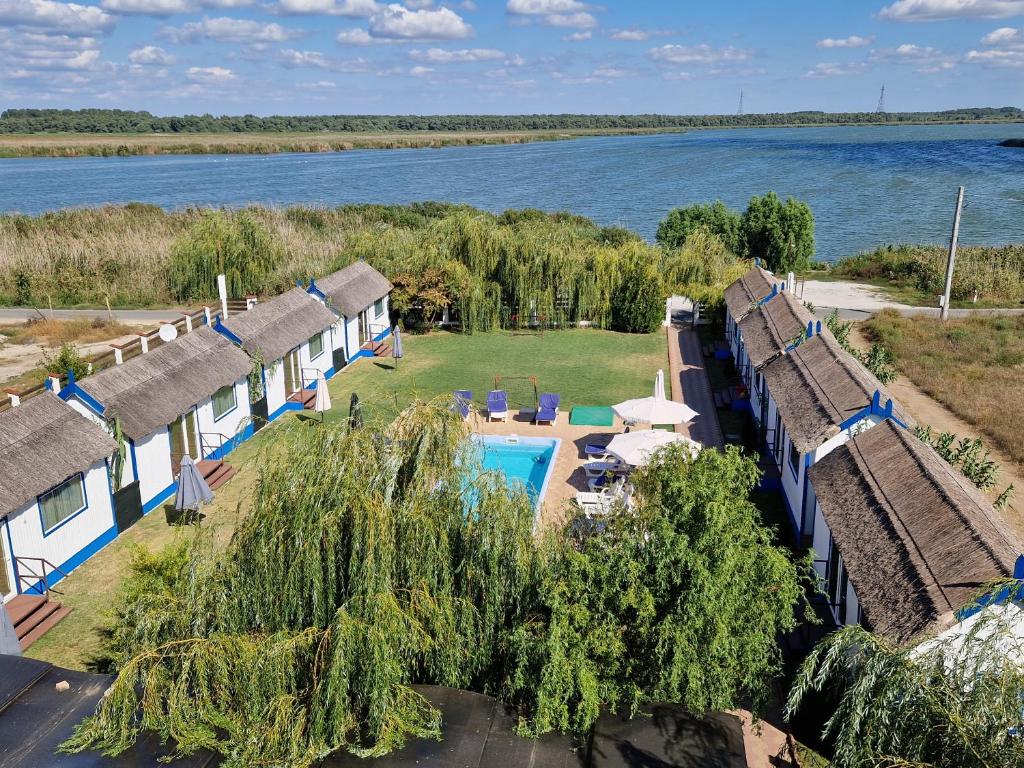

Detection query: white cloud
xmin=129 ymin=44 xmax=175 ymax=64
xmin=562 ymin=30 xmax=590 ymax=41
xmin=338 ymin=3 xmax=472 ymax=43
xmin=506 ymin=0 xmax=596 ymax=30
xmin=0 ymin=31 xmax=104 ymax=70
xmin=661 ymin=70 xmax=692 ymax=80
xmin=608 ymin=27 xmax=672 ymax=41
xmin=279 ymin=47 xmax=368 ymax=70
xmin=276 ymin=0 xmax=378 ymax=15
xmin=966 ymin=24 xmax=1024 ymax=65
xmin=804 ymin=61 xmax=869 ymax=77
xmin=186 ymin=65 xmax=235 ymax=82
xmin=648 ymin=43 xmax=752 ymax=65
xmin=0 ymin=0 xmax=115 ymax=35
xmin=102 ymin=0 xmax=254 ymax=12
xmin=981 ymin=24 xmax=1023 ymax=43
xmin=163 ymin=16 xmax=303 ymax=44
xmin=541 ymin=11 xmax=595 ymax=28
xmin=409 ymin=64 xmax=433 ymax=75
xmin=878 ymin=0 xmax=1024 ymax=22
xmin=871 ymin=43 xmax=956 ymax=71
xmin=404 ymin=0 xmax=433 ymax=7
xmin=409 ymin=47 xmax=505 ymax=62
xmin=817 ymin=34 xmax=874 ymax=48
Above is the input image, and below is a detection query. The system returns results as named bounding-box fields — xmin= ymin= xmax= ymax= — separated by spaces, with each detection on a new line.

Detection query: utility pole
xmin=737 ymin=90 xmax=744 ymax=116
xmin=876 ymin=84 xmax=886 ymax=113
xmin=940 ymin=186 xmax=964 ymax=321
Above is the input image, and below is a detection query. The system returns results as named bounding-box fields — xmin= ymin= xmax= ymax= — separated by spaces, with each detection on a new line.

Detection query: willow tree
xmin=67 ymin=405 xmax=804 ymax=767
xmin=786 ymin=592 xmax=1024 ymax=768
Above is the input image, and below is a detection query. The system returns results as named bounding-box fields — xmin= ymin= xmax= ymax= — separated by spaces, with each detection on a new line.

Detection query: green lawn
xmin=26 ymin=328 xmax=668 ymax=671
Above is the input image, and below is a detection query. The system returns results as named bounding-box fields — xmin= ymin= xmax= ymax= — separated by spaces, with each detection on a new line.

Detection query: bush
xmin=610 ymin=262 xmax=664 ymax=333
xmin=741 ymin=192 xmax=815 ymax=273
xmin=656 ymin=201 xmax=745 ymax=255
xmin=43 ymin=342 xmax=90 ymax=381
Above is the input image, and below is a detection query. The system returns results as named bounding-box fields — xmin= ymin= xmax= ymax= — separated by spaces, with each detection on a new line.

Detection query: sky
xmin=0 ymin=0 xmax=1022 ymax=116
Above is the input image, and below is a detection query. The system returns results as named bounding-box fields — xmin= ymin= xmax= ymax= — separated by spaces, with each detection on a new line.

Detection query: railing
xmin=15 ymin=556 xmax=69 ymax=598
xmin=366 ymin=323 xmax=391 ymax=344
xmin=198 ymin=431 xmax=228 ymax=460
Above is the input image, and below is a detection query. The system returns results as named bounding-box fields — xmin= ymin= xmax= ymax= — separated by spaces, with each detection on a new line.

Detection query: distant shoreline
xmin=2 ymin=119 xmax=1023 ymax=159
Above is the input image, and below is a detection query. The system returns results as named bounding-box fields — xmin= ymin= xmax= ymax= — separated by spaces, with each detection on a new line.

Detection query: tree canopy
xmin=67 ymin=403 xmax=804 ymax=768
xmin=742 ymin=192 xmax=816 ymax=273
xmin=656 ymin=201 xmax=745 ymax=256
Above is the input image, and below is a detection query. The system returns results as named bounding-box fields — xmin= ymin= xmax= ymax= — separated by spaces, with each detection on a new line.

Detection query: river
xmin=2 ymin=123 xmax=1023 ymax=261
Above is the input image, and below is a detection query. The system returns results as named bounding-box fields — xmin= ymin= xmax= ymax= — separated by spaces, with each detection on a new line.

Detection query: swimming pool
xmin=471 ymin=435 xmax=560 ymax=508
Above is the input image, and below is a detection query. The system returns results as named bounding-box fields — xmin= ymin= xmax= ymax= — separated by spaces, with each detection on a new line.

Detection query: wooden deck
xmin=4 ymin=594 xmax=72 ymax=650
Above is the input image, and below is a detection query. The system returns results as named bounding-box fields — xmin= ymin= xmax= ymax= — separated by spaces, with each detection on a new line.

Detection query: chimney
xmin=181 ymin=312 xmax=193 ymax=332
xmin=47 ymin=375 xmax=61 ymax=394
xmin=3 ymin=388 xmax=20 ymax=407
xmin=138 ymin=334 xmax=149 ymax=354
xmin=245 ymin=294 xmax=258 ymax=311
xmin=217 ymin=274 xmax=229 ymax=319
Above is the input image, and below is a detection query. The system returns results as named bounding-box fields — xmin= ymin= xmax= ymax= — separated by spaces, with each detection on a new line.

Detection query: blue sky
xmin=0 ymin=0 xmax=1022 ymax=115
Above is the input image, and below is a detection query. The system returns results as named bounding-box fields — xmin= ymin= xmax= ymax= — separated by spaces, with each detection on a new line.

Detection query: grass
xmin=2 ymin=318 xmax=134 ymax=345
xmin=0 ymin=127 xmax=685 ymax=159
xmin=25 ymin=327 xmax=668 ymax=670
xmin=863 ymin=310 xmax=1024 ymax=469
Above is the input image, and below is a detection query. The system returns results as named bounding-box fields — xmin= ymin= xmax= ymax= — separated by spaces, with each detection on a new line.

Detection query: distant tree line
xmin=1 ymin=107 xmax=1021 ymax=134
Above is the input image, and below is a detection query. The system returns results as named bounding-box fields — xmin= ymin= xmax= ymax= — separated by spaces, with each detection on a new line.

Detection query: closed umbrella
xmin=313 ymin=370 xmax=331 ymax=422
xmin=392 ymin=327 xmax=404 ymax=369
xmin=1 ymin=603 xmax=20 ymax=656
xmin=613 ymin=369 xmax=698 ymax=425
xmin=174 ymin=455 xmax=213 ymax=512
xmin=348 ymin=392 xmax=363 ymax=430
xmin=654 ymin=369 xmax=666 ymax=400
xmin=606 ymin=429 xmax=701 ymax=466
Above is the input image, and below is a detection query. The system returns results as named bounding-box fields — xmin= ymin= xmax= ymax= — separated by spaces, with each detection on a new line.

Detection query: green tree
xmin=610 ymin=261 xmax=664 ymax=333
xmin=656 ymin=201 xmax=745 ymax=255
xmin=741 ymin=192 xmax=815 ymax=273
xmin=786 ymin=591 xmax=1024 ymax=768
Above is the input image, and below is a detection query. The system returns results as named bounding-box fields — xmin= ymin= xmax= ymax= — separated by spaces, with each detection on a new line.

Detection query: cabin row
xmin=0 ymin=262 xmax=391 ymax=612
xmin=724 ymin=266 xmax=1022 ymax=643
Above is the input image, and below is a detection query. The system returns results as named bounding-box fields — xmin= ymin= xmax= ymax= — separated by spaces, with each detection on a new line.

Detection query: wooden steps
xmin=195 ymin=459 xmax=237 ymax=491
xmin=4 ymin=594 xmax=72 ymax=650
xmin=362 ymin=339 xmax=392 ymax=357
xmin=287 ymin=388 xmax=317 ymax=409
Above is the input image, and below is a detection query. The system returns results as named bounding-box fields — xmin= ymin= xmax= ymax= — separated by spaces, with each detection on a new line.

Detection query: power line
xmin=737 ymin=89 xmax=744 ymax=116
xmin=876 ymin=84 xmax=886 ymax=114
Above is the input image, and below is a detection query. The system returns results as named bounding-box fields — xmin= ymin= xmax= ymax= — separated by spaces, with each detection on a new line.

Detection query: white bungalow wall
xmin=810 ymin=500 xmax=863 ymax=629
xmin=2 ymin=459 xmax=116 ymax=597
xmin=194 ymin=376 xmax=252 ymax=454
xmin=299 ymin=331 xmax=333 ymax=384
xmin=264 ymin=357 xmax=288 ymax=419
xmin=133 ymin=428 xmax=174 ymax=508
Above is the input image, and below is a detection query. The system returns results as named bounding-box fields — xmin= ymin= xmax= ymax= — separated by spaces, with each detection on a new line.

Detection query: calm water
xmin=3 ymin=123 xmax=1023 ymax=261
xmin=474 ymin=436 xmax=558 ymax=506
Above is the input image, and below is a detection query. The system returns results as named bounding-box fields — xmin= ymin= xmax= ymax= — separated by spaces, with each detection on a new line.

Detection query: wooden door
xmin=283 ymin=348 xmax=301 ymax=395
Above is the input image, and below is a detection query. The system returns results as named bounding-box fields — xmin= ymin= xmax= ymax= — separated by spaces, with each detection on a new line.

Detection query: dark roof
xmin=0 ymin=657 xmax=747 ymax=768
xmin=763 ymin=332 xmax=911 ymax=453
xmin=220 ymin=287 xmax=336 ymax=363
xmin=0 ymin=392 xmax=116 ymax=517
xmin=723 ymin=266 xmax=776 ymax=323
xmin=79 ymin=326 xmax=252 ymax=441
xmin=737 ymin=291 xmax=814 ymax=370
xmin=808 ymin=421 xmax=1021 ymax=643
xmin=316 ymin=261 xmax=392 ymax=318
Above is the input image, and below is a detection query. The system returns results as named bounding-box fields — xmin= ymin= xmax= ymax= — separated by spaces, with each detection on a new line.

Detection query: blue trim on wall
xmin=204 ymin=422 xmax=255 ymax=460
xmin=306 ymin=280 xmax=327 ymax=300
xmin=839 ymin=390 xmax=910 ymax=432
xmin=59 ymin=382 xmax=107 ymax=417
xmin=267 ymin=400 xmax=305 ymax=422
xmin=755 ymin=283 xmax=779 ymax=307
xmin=21 ymin=524 xmax=118 ymax=595
xmin=142 ymin=481 xmax=177 ymax=515
xmin=324 ymin=366 xmax=336 ymax=379
xmin=211 ymin=316 xmax=244 ymax=346
xmin=38 ymin=472 xmax=89 ymax=538
xmin=372 ymin=326 xmax=392 ymax=343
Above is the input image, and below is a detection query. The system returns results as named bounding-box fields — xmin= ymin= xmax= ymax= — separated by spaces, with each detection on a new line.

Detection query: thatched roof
xmin=763 ymin=332 xmax=911 ymax=453
xmin=221 ymin=287 xmax=336 ymax=363
xmin=317 ymin=261 xmax=392 ymax=318
xmin=808 ymin=421 xmax=1020 ymax=643
xmin=80 ymin=326 xmax=252 ymax=441
xmin=0 ymin=392 xmax=116 ymax=517
xmin=737 ymin=291 xmax=814 ymax=370
xmin=723 ymin=266 xmax=776 ymax=323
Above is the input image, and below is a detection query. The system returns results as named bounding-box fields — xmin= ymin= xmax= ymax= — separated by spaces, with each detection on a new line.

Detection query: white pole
xmin=663 ymin=297 xmax=672 ymax=327
xmin=941 ymin=186 xmax=964 ymax=321
xmin=217 ymin=274 xmax=229 ymax=319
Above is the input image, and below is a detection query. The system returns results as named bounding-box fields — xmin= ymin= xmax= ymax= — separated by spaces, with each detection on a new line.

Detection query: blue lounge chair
xmin=453 ymin=390 xmax=473 ymax=420
xmin=535 ymin=393 xmax=560 ymax=425
xmin=487 ymin=390 xmax=508 ymax=422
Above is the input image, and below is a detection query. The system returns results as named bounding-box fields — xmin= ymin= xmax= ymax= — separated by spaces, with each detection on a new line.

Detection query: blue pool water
xmin=472 ymin=435 xmax=560 ymax=507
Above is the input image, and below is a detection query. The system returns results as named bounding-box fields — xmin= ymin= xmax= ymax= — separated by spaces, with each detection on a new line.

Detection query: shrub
xmin=43 ymin=342 xmax=90 ymax=381
xmin=610 ymin=261 xmax=664 ymax=333
xmin=741 ymin=192 xmax=815 ymax=273
xmin=656 ymin=201 xmax=745 ymax=255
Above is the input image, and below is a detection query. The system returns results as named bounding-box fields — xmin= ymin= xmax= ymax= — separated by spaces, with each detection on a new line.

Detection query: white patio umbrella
xmin=314 ymin=370 xmax=332 ymax=421
xmin=613 ymin=369 xmax=698 ymax=425
xmin=606 ymin=429 xmax=701 ymax=466
xmin=1 ymin=602 xmax=21 ymax=655
xmin=174 ymin=455 xmax=213 ymax=512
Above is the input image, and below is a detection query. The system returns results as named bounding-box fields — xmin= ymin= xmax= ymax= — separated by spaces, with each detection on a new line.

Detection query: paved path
xmin=0 ymin=307 xmax=187 ymax=324
xmin=800 ymin=280 xmax=1024 ymax=321
xmin=666 ymin=326 xmax=724 ymax=449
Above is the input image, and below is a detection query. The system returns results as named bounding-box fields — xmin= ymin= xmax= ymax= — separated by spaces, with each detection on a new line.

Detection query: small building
xmin=760 ymin=331 xmax=910 ymax=542
xmin=217 ymin=287 xmax=338 ymax=422
xmin=722 ymin=265 xmax=778 ymax=363
xmin=1 ymin=392 xmax=117 ymax=603
xmin=61 ymin=326 xmax=253 ymax=513
xmin=735 ymin=290 xmax=816 ymax=392
xmin=807 ymin=420 xmax=1020 ymax=642
xmin=308 ymin=261 xmax=393 ymax=365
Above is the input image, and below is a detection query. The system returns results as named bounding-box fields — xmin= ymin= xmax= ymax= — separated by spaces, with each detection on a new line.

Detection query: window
xmin=374 ymin=298 xmax=385 ymax=318
xmin=39 ymin=474 xmax=86 ymax=534
xmin=212 ymin=384 xmax=237 ymax=421
xmin=788 ymin=437 xmax=800 ymax=479
xmin=308 ymin=331 xmax=324 ymax=360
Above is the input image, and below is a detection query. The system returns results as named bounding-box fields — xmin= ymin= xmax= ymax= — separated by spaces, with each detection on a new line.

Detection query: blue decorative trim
xmin=349 ymin=349 xmax=373 ymax=362
xmin=306 ymin=279 xmax=327 ymax=300
xmin=838 ymin=390 xmax=910 ymax=431
xmin=211 ymin=316 xmax=244 ymax=346
xmin=21 ymin=525 xmax=119 ymax=595
xmin=39 ymin=472 xmax=89 ymax=538
xmin=755 ymin=283 xmax=779 ymax=307
xmin=59 ymin=380 xmax=107 ymax=417
xmin=372 ymin=326 xmax=391 ymax=343
xmin=324 ymin=366 xmax=336 ymax=379
xmin=204 ymin=422 xmax=255 ymax=460
xmin=268 ymin=400 xmax=304 ymax=422
xmin=142 ymin=480 xmax=177 ymax=515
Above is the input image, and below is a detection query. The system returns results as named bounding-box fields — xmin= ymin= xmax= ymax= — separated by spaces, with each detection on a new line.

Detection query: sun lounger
xmin=588 ymin=474 xmax=626 ymax=493
xmin=487 ymin=390 xmax=509 ymax=422
xmin=453 ymin=390 xmax=473 ymax=421
xmin=584 ymin=442 xmax=611 ymax=460
xmin=582 ymin=460 xmax=628 ymax=478
xmin=574 ymin=491 xmax=614 ymax=518
xmin=535 ymin=393 xmax=560 ymax=425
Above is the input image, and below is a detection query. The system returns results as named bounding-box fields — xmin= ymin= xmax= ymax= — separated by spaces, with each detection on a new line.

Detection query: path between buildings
xmin=800 ymin=280 xmax=1024 ymax=321
xmin=666 ymin=325 xmax=724 ymax=449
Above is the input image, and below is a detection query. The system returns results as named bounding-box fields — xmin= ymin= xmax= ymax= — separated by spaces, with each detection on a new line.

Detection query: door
xmin=169 ymin=409 xmax=199 ymax=474
xmin=283 ymin=348 xmax=301 ymax=396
